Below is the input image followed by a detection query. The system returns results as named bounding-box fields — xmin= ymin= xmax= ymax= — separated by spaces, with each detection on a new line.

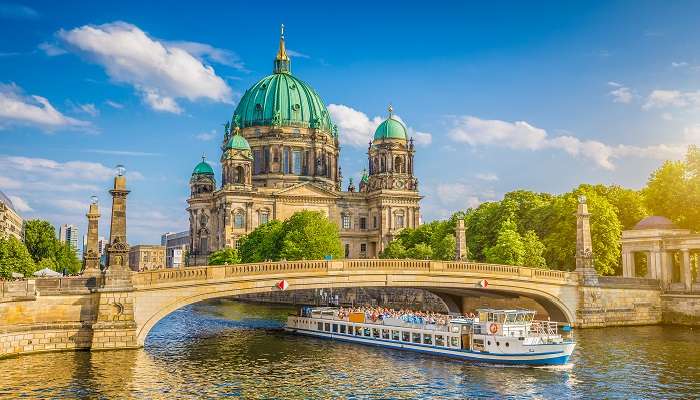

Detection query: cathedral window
xmin=344 ymin=243 xmax=350 ymax=258
xmin=359 ymin=217 xmax=367 ymax=230
xmin=342 ymin=214 xmax=351 ymax=230
xmin=283 ymin=148 xmax=290 ymax=174
xmin=373 ymin=215 xmax=378 ymax=229
xmin=234 ymin=212 xmax=245 ymax=229
xmin=360 ymin=243 xmax=367 ymax=253
xmin=259 ymin=212 xmax=269 ymax=225
xmin=235 ymin=166 xmax=245 ymax=183
xmin=292 ymin=150 xmax=302 ymax=175
xmin=380 ymin=156 xmax=386 ymax=172
xmin=394 ymin=156 xmax=404 ymax=173
xmin=395 ymin=214 xmax=405 ymax=229
xmin=254 ymin=150 xmax=264 ymax=174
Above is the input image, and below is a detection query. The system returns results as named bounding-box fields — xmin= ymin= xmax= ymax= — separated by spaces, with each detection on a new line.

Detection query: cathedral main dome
xmin=230 ymin=27 xmax=335 ymax=134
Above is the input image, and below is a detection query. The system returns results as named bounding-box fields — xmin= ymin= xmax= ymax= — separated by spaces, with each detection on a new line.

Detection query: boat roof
xmin=476 ymin=308 xmax=535 ymax=313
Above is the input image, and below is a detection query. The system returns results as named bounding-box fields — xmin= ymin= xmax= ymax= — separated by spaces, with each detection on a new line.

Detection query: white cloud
xmin=54 ymin=199 xmax=88 ymax=212
xmin=327 ymin=104 xmax=432 ymax=148
xmin=448 ymin=116 xmax=687 ymax=170
xmin=7 ymin=195 xmax=31 ymax=212
xmin=608 ymin=82 xmax=633 ymax=103
xmin=38 ymin=42 xmax=67 ymax=56
xmin=83 ymin=149 xmax=161 ymax=157
xmin=71 ymin=102 xmax=99 ymax=117
xmin=475 ymin=173 xmax=499 ymax=181
xmin=671 ymin=61 xmax=688 ymax=68
xmin=643 ymin=89 xmax=700 ymax=110
xmin=58 ymin=22 xmax=233 ymax=113
xmin=168 ymin=40 xmax=246 ymax=70
xmin=0 ymin=83 xmax=91 ymax=131
xmin=684 ymin=124 xmax=700 ymax=143
xmin=287 ymin=49 xmax=310 ymax=59
xmin=195 ymin=130 xmax=217 ymax=141
xmin=105 ymin=100 xmax=124 ymax=109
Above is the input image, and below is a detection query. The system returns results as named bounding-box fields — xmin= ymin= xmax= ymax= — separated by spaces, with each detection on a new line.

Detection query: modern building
xmin=161 ymin=231 xmax=190 ymax=268
xmin=0 ymin=191 xmax=23 ymax=241
xmin=83 ymin=235 xmax=107 ymax=256
xmin=59 ymin=224 xmax=80 ymax=256
xmin=128 ymin=245 xmax=166 ymax=271
xmin=187 ymin=28 xmax=421 ymax=264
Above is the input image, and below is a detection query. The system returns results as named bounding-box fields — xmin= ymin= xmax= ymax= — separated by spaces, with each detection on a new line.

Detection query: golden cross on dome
xmin=388 ymin=104 xmax=394 ymax=116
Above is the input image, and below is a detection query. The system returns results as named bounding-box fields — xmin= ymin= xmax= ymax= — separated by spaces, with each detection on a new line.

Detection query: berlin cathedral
xmin=187 ymin=28 xmax=422 ymax=262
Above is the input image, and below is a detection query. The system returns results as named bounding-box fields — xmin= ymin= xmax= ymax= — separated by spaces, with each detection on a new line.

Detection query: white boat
xmin=285 ymin=307 xmax=575 ymax=366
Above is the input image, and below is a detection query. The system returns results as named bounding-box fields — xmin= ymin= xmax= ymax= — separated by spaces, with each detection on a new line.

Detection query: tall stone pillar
xmin=82 ymin=197 xmax=101 ymax=277
xmin=622 ymin=251 xmax=635 ymax=277
xmin=104 ymin=166 xmax=133 ymax=288
xmin=681 ymin=249 xmax=692 ymax=291
xmin=455 ymin=219 xmax=468 ymax=261
xmin=647 ymin=251 xmax=657 ymax=279
xmin=575 ymin=196 xmax=598 ymax=285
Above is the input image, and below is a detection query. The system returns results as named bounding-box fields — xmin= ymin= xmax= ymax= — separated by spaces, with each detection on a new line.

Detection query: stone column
xmin=455 ymin=219 xmax=468 ymax=261
xmin=104 ymin=169 xmax=133 ymax=288
xmin=681 ymin=248 xmax=692 ymax=291
xmin=622 ymin=250 xmax=634 ymax=277
xmin=82 ymin=199 xmax=101 ymax=276
xmin=575 ymin=196 xmax=598 ymax=285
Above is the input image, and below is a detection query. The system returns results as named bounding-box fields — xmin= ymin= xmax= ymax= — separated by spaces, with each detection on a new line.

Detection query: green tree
xmin=208 ymin=248 xmax=241 ymax=265
xmin=23 ymin=220 xmax=56 ymax=263
xmin=279 ymin=211 xmax=343 ymax=260
xmin=54 ymin=241 xmax=81 ymax=275
xmin=238 ymin=220 xmax=283 ymax=263
xmin=484 ymin=220 xmax=525 ymax=266
xmin=431 ymin=234 xmax=456 ymax=260
xmin=408 ymin=243 xmax=433 ymax=259
xmin=0 ymin=237 xmax=36 ymax=278
xmin=36 ymin=257 xmax=58 ymax=271
xmin=380 ymin=240 xmax=407 ymax=259
xmin=521 ymin=230 xmax=546 ymax=268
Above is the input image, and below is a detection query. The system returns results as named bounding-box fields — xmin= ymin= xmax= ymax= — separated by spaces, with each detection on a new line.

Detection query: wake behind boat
xmin=285 ymin=307 xmax=575 ymax=366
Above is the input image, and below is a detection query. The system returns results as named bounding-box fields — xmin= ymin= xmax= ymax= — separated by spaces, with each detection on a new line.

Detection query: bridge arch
xmin=132 ymin=260 xmax=580 ymax=345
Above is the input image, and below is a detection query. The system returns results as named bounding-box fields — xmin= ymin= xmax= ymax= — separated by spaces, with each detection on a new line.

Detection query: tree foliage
xmin=208 ymin=248 xmax=241 ymax=265
xmin=54 ymin=241 xmax=81 ymax=275
xmin=380 ymin=220 xmax=457 ymax=260
xmin=23 ymin=220 xmax=56 ymax=263
xmin=484 ymin=220 xmax=525 ymax=265
xmin=0 ymin=237 xmax=36 ymax=278
xmin=237 ymin=211 xmax=343 ymax=263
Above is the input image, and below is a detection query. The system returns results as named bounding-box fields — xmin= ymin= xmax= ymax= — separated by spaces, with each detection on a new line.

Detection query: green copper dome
xmin=226 ymin=133 xmax=251 ymax=150
xmin=373 ymin=114 xmax=407 ymax=141
xmin=230 ymin=28 xmax=335 ymax=134
xmin=192 ymin=159 xmax=214 ymax=175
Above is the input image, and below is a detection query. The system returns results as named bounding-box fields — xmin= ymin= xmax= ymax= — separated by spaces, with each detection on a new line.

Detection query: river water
xmin=0 ymin=299 xmax=698 ymax=399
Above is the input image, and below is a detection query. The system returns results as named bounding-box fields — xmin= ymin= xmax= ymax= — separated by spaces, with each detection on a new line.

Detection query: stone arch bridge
xmin=0 ymin=258 xmax=663 ymax=357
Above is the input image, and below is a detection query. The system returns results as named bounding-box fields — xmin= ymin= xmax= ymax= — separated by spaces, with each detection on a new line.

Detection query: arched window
xmin=394 ymin=156 xmax=404 ymax=173
xmin=234 ymin=212 xmax=245 ymax=229
xmin=236 ymin=166 xmax=245 ymax=183
xmin=380 ymin=156 xmax=386 ymax=172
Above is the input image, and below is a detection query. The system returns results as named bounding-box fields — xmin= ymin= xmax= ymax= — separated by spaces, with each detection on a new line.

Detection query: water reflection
xmin=0 ymin=299 xmax=698 ymax=399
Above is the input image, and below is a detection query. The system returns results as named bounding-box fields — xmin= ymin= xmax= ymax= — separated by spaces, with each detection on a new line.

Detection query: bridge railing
xmin=133 ymin=259 xmax=576 ymax=287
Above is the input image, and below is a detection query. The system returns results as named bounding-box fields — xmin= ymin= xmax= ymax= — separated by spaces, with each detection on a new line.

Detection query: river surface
xmin=0 ymin=299 xmax=698 ymax=399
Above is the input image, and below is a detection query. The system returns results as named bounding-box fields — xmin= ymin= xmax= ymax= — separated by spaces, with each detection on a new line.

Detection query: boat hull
xmin=285 ymin=326 xmax=574 ymax=366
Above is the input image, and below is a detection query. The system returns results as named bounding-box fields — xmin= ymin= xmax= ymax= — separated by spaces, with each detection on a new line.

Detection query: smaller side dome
xmin=226 ymin=133 xmax=251 ymax=151
xmin=192 ymin=157 xmax=215 ymax=176
xmin=373 ymin=105 xmax=407 ymax=140
xmin=633 ymin=216 xmax=677 ymax=230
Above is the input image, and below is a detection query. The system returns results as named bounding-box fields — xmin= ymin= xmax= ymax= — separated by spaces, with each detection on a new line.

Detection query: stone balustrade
xmin=132 ymin=259 xmax=578 ymax=288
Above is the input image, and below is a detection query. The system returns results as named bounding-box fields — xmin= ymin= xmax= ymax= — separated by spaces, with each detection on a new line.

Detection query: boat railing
xmin=309 ymin=313 xmax=451 ymax=332
xmin=528 ymin=320 xmax=559 ymax=337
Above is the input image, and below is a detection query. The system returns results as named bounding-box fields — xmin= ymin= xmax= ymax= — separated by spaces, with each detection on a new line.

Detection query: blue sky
xmin=1 ymin=1 xmax=699 ymax=246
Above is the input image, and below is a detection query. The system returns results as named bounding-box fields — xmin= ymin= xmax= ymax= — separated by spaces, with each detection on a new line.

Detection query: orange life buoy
xmin=489 ymin=323 xmax=499 ymax=334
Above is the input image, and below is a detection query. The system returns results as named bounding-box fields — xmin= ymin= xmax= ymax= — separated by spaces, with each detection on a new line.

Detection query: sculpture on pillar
xmin=575 ymin=195 xmax=599 ymax=286
xmin=104 ymin=165 xmax=133 ymax=287
xmin=455 ymin=218 xmax=468 ymax=261
xmin=82 ymin=195 xmax=101 ymax=276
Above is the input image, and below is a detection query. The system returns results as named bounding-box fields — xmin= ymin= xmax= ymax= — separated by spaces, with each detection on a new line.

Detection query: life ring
xmin=489 ymin=323 xmax=499 ymax=334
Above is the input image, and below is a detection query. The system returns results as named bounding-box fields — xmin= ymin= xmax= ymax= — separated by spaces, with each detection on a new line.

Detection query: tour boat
xmin=285 ymin=307 xmax=576 ymax=366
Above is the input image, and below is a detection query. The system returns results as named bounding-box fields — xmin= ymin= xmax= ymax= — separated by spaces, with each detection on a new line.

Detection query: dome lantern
xmin=373 ymin=104 xmax=408 ymax=141
xmin=192 ymin=155 xmax=215 ymax=176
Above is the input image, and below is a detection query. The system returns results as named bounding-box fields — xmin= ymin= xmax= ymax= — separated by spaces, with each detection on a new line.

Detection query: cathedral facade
xmin=187 ymin=29 xmax=422 ymax=262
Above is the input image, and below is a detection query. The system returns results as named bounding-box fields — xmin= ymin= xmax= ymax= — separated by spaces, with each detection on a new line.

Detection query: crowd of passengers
xmin=335 ymin=306 xmax=477 ymax=326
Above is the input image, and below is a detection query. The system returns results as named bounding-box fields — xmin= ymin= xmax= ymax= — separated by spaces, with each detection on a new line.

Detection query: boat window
xmin=372 ymin=328 xmax=380 ymax=338
xmin=423 ymin=334 xmax=433 ymax=345
xmin=487 ymin=341 xmax=491 ymax=346
xmin=505 ymin=342 xmax=510 ymax=347
xmin=402 ymin=331 xmax=410 ymax=342
xmin=324 ymin=323 xmax=330 ymax=332
xmin=382 ymin=329 xmax=390 ymax=340
xmin=364 ymin=328 xmax=370 ymax=336
xmin=317 ymin=322 xmax=323 ymax=331
xmin=412 ymin=332 xmax=421 ymax=344
xmin=392 ymin=330 xmax=400 ymax=341
xmin=332 ymin=324 xmax=338 ymax=333
xmin=451 ymin=326 xmax=460 ymax=333
xmin=340 ymin=324 xmax=346 ymax=334
xmin=450 ymin=337 xmax=460 ymax=348
xmin=435 ymin=335 xmax=445 ymax=347
xmin=498 ymin=314 xmax=506 ymax=323
xmin=355 ymin=326 xmax=362 ymax=336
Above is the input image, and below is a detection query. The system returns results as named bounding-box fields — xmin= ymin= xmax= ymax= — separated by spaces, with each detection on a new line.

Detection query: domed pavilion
xmin=186 ymin=27 xmax=422 ymax=264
